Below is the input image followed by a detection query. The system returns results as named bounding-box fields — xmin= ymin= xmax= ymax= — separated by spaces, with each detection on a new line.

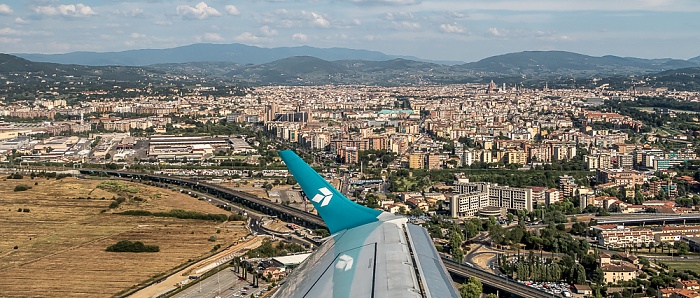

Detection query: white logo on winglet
xmin=336 ymin=254 xmax=354 ymax=271
xmin=311 ymin=187 xmax=333 ymax=207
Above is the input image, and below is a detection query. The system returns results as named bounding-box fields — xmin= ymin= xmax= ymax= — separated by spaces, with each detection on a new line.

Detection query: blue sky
xmin=1 ymin=0 xmax=699 ymax=62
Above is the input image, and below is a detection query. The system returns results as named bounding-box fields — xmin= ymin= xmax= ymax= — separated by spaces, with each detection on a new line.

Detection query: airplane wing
xmin=274 ymin=150 xmax=459 ymax=298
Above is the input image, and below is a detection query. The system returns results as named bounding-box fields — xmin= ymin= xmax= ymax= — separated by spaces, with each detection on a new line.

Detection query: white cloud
xmin=484 ymin=27 xmax=573 ymax=41
xmin=292 ymin=33 xmax=308 ymax=41
xmin=424 ymin=0 xmax=700 ymax=12
xmin=439 ymin=23 xmax=464 ymax=33
xmin=260 ymin=26 xmax=278 ymax=37
xmin=349 ymin=0 xmax=420 ymax=5
xmin=130 ymin=32 xmax=146 ymax=39
xmin=0 ymin=27 xmax=50 ymax=36
xmin=392 ymin=21 xmax=420 ymax=30
xmin=0 ymin=37 xmax=20 ymax=43
xmin=203 ymin=32 xmax=224 ymax=42
xmin=33 ymin=4 xmax=96 ymax=17
xmin=224 ymin=5 xmax=240 ymax=15
xmin=176 ymin=2 xmax=221 ymax=20
xmin=235 ymin=32 xmax=263 ymax=42
xmin=309 ymin=12 xmax=330 ymax=28
xmin=262 ymin=10 xmax=334 ymax=29
xmin=0 ymin=3 xmax=13 ymax=15
xmin=15 ymin=17 xmax=29 ymax=24
xmin=383 ymin=12 xmax=415 ymax=21
xmin=154 ymin=20 xmax=173 ymax=26
xmin=0 ymin=27 xmax=20 ymax=35
xmin=118 ymin=8 xmax=144 ymax=17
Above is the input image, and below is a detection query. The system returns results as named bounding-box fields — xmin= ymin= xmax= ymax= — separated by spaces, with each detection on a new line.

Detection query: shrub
xmin=119 ymin=210 xmax=153 ymax=216
xmin=7 ymin=173 xmax=23 ymax=179
xmin=208 ymin=235 xmax=218 ymax=242
xmin=17 ymin=208 xmax=22 ymax=212
xmin=22 ymin=208 xmax=30 ymax=213
xmin=228 ymin=213 xmax=247 ymax=221
xmin=108 ymin=197 xmax=126 ymax=209
xmin=212 ymin=244 xmax=222 ymax=251
xmin=13 ymin=185 xmax=30 ymax=192
xmin=106 ymin=240 xmax=159 ymax=253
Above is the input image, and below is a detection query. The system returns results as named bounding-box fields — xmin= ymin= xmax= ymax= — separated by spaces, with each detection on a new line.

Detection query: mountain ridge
xmin=4 ymin=50 xmax=700 ymax=87
xmin=14 ymin=43 xmax=460 ymax=66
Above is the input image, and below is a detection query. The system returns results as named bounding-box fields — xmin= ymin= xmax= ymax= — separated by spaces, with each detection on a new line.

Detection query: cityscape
xmin=2 ymin=1 xmax=700 ymax=298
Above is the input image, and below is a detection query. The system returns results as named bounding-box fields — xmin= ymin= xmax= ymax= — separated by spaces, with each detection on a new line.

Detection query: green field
xmin=661 ymin=260 xmax=700 ymax=274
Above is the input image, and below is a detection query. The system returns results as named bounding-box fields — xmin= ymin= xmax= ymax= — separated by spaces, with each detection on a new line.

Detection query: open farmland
xmin=0 ymin=176 xmax=248 ymax=297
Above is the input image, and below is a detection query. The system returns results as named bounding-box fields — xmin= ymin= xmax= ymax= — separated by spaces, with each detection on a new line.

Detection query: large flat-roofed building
xmin=488 ymin=184 xmax=532 ymax=211
xmin=450 ymin=191 xmax=489 ymax=218
xmin=451 ymin=178 xmax=532 ymax=218
xmin=147 ymin=135 xmax=232 ymax=161
xmin=596 ymin=169 xmax=644 ymax=187
xmin=597 ymin=228 xmax=654 ymax=248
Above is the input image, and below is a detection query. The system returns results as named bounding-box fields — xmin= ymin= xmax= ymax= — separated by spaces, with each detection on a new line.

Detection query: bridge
xmin=81 ymin=170 xmax=556 ymax=298
xmin=596 ymin=214 xmax=700 ymax=226
xmin=442 ymin=258 xmax=556 ymax=298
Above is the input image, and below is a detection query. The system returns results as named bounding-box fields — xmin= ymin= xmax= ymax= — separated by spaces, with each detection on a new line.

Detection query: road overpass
xmin=596 ymin=214 xmax=700 ymax=226
xmin=81 ymin=170 xmax=558 ymax=298
xmin=442 ymin=258 xmax=556 ymax=298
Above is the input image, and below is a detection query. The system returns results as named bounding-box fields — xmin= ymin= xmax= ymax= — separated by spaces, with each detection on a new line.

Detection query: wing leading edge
xmin=274 ymin=150 xmax=459 ymax=298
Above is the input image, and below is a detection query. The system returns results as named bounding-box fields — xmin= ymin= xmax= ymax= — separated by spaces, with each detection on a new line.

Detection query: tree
xmin=574 ymin=264 xmax=586 ymax=285
xmin=409 ymin=207 xmax=425 ymax=217
xmin=105 ymin=153 xmax=111 ymax=160
xmin=464 ymin=221 xmax=479 ymax=239
xmin=450 ymin=229 xmax=464 ymax=263
xmin=460 ymin=277 xmax=482 ymax=298
xmin=675 ymin=241 xmax=690 ymax=255
xmin=486 ymin=294 xmax=498 ymax=298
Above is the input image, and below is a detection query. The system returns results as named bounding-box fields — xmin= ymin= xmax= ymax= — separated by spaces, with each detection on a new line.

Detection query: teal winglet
xmin=278 ymin=150 xmax=381 ymax=234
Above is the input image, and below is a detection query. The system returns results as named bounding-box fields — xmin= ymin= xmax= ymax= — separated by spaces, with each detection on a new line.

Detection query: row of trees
xmin=245 ymin=239 xmax=305 ymax=258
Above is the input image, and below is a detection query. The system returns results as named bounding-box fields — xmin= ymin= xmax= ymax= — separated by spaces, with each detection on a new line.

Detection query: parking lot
xmin=521 ymin=281 xmax=571 ymax=297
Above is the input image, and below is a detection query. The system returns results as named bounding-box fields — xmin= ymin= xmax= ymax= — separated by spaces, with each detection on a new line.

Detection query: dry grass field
xmin=0 ymin=176 xmax=248 ymax=297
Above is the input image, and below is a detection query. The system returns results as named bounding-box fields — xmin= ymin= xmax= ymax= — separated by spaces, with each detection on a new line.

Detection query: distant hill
xmin=0 ymin=53 xmax=163 ymax=82
xmin=5 ymin=50 xmax=700 ymax=87
xmin=457 ymin=51 xmax=698 ymax=77
xmin=0 ymin=53 xmax=61 ymax=73
xmin=689 ymin=56 xmax=700 ymax=63
xmin=15 ymin=43 xmax=455 ymax=66
xmin=223 ymin=57 xmax=459 ymax=85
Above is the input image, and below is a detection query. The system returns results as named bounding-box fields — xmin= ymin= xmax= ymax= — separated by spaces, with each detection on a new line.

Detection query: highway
xmin=82 ymin=170 xmax=558 ymax=298
xmin=172 ymin=269 xmax=265 ymax=298
xmin=442 ymin=258 xmax=558 ymax=298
